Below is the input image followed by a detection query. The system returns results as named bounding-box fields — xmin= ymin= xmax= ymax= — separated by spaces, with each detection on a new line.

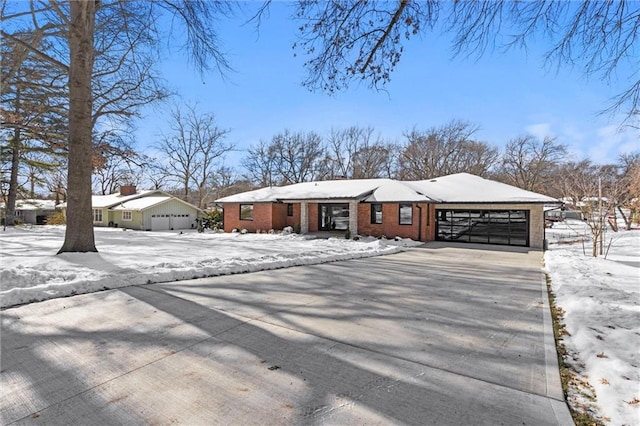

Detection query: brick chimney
xmin=120 ymin=185 xmax=137 ymax=196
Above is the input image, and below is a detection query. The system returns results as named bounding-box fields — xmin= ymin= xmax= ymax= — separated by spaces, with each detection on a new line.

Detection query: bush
xmin=46 ymin=211 xmax=66 ymax=225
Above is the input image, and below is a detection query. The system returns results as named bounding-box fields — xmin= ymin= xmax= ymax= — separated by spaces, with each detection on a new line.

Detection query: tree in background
xmin=1 ymin=31 xmax=67 ymax=225
xmin=154 ymin=104 xmax=232 ymax=209
xmin=497 ymin=135 xmax=567 ymax=193
xmin=1 ymin=0 xmax=234 ymax=252
xmin=326 ymin=126 xmax=398 ymax=179
xmin=397 ymin=120 xmax=498 ymax=180
xmin=243 ymin=130 xmax=329 ymax=186
xmin=92 ymin=131 xmax=145 ymax=195
xmin=612 ymin=153 xmax=640 ymax=230
xmin=294 ymin=1 xmax=640 ymax=127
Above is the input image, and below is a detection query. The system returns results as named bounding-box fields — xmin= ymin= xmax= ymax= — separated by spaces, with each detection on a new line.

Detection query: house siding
xmin=358 ymin=203 xmax=435 ymax=242
xmin=143 ymin=200 xmax=198 ymax=231
xmin=286 ymin=203 xmax=301 ymax=229
xmin=437 ymin=203 xmax=546 ymax=249
xmin=224 ymin=202 xmax=280 ymax=233
xmin=93 ymin=207 xmax=110 ymax=227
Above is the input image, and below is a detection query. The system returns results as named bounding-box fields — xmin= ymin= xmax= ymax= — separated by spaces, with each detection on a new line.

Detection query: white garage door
xmin=171 ymin=214 xmax=192 ymax=230
xmin=151 ymin=215 xmax=170 ymax=231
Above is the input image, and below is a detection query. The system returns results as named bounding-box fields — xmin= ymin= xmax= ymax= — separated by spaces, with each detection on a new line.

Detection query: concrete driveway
xmin=1 ymin=243 xmax=572 ymax=425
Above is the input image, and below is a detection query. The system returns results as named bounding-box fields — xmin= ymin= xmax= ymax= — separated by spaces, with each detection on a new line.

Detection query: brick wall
xmin=357 ymin=203 xmax=435 ymax=242
xmin=223 ymin=202 xmax=302 ymax=233
xmin=285 ymin=203 xmax=301 ymax=229
xmin=224 ymin=203 xmax=275 ymax=232
xmin=308 ymin=203 xmax=319 ymax=232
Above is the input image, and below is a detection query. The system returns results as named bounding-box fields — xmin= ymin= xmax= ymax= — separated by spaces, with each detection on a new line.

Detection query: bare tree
xmin=243 ymin=130 xmax=329 ymax=186
xmin=1 ymin=30 xmax=67 ymax=225
xmin=498 ymin=135 xmax=567 ymax=193
xmin=397 ymin=120 xmax=498 ymax=180
xmin=326 ymin=126 xmax=397 ymax=179
xmin=293 ymin=1 xmax=640 ymax=125
xmin=242 ymin=139 xmax=279 ymax=187
xmin=611 ymin=152 xmax=640 ymax=230
xmin=1 ymin=0 xmax=235 ymax=252
xmin=554 ymin=160 xmax=628 ymax=256
xmin=272 ymin=130 xmax=329 ymax=184
xmin=92 ymin=131 xmax=145 ymax=195
xmin=154 ymin=104 xmax=232 ymax=208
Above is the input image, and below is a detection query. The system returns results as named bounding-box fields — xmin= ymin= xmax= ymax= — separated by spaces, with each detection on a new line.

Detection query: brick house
xmin=216 ymin=173 xmax=560 ymax=249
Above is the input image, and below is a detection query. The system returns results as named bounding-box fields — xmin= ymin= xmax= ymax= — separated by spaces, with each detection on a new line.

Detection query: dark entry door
xmin=319 ymin=204 xmax=350 ymax=231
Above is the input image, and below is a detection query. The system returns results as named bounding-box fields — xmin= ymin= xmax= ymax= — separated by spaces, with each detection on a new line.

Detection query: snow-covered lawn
xmin=0 ymin=226 xmax=416 ymax=309
xmin=545 ymin=220 xmax=640 ymax=426
xmin=2 ymin=222 xmax=638 ymax=424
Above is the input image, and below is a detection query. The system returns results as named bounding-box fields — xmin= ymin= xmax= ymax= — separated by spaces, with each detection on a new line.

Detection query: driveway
xmin=1 ymin=243 xmax=572 ymax=425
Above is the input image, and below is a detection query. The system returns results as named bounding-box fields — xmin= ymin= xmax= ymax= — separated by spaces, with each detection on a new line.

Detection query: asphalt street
xmin=1 ymin=242 xmax=573 ymax=425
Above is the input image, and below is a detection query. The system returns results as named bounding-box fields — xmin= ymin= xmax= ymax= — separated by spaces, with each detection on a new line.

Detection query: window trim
xmin=287 ymin=203 xmax=294 ymax=217
xmin=93 ymin=208 xmax=103 ymax=223
xmin=239 ymin=203 xmax=254 ymax=221
xmin=122 ymin=211 xmax=132 ymax=221
xmin=370 ymin=203 xmax=383 ymax=224
xmin=399 ymin=203 xmax=413 ymax=225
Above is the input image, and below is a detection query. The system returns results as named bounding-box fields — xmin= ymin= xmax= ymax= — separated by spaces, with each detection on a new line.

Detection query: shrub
xmin=46 ymin=211 xmax=66 ymax=225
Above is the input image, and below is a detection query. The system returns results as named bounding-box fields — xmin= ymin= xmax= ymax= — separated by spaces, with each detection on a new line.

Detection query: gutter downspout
xmin=416 ymin=204 xmax=423 ymax=242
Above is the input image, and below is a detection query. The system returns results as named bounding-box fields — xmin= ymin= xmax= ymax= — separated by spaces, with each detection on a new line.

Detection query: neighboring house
xmin=0 ymin=199 xmax=58 ymax=225
xmin=216 ymin=173 xmax=561 ymax=249
xmin=63 ymin=185 xmax=202 ymax=231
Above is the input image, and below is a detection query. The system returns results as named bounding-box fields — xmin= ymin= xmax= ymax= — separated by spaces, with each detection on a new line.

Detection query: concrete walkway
xmin=1 ymin=243 xmax=573 ymax=425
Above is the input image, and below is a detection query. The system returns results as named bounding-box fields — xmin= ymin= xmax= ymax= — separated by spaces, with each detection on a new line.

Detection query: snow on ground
xmin=545 ymin=220 xmax=640 ymax=426
xmin=0 ymin=226 xmax=418 ymax=309
xmin=3 ymin=222 xmax=638 ymax=424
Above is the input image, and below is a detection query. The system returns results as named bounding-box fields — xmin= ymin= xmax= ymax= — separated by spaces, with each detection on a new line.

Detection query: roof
xmin=0 ymin=199 xmax=59 ymax=210
xmin=110 ymin=196 xmax=173 ymax=211
xmin=58 ymin=189 xmax=202 ymax=212
xmin=216 ymin=173 xmax=559 ymax=204
xmin=406 ymin=173 xmax=559 ymax=203
xmin=91 ymin=190 xmax=162 ymax=208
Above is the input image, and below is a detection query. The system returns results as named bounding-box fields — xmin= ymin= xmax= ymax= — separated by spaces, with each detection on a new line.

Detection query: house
xmin=63 ymin=185 xmax=202 ymax=231
xmin=0 ymin=199 xmax=58 ymax=225
xmin=215 ymin=173 xmax=561 ymax=249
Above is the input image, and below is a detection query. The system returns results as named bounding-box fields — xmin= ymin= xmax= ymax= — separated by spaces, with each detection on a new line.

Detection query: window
xmin=122 ymin=211 xmax=132 ymax=221
xmin=287 ymin=203 xmax=294 ymax=217
xmin=93 ymin=209 xmax=103 ymax=223
xmin=240 ymin=204 xmax=254 ymax=221
xmin=399 ymin=204 xmax=412 ymax=225
xmin=371 ymin=204 xmax=383 ymax=224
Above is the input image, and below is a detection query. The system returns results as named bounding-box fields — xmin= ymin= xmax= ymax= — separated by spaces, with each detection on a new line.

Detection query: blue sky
xmin=135 ymin=2 xmax=639 ymax=168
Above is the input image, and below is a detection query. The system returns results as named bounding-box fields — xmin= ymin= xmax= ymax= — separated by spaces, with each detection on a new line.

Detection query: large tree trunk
xmin=58 ymin=0 xmax=97 ymax=253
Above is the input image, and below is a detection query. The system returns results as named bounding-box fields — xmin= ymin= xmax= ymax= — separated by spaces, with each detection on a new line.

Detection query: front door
xmin=319 ymin=204 xmax=349 ymax=231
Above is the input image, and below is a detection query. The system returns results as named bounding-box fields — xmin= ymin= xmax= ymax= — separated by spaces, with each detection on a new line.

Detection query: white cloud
xmin=588 ymin=125 xmax=640 ymax=162
xmin=525 ymin=122 xmax=553 ymax=139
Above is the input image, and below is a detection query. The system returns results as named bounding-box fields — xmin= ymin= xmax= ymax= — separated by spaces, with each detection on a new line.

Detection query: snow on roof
xmin=2 ymin=199 xmax=59 ymax=210
xmin=91 ymin=190 xmax=162 ymax=208
xmin=111 ymin=196 xmax=173 ymax=211
xmin=215 ymin=186 xmax=283 ymax=203
xmin=276 ymin=179 xmax=389 ymax=200
xmin=408 ymin=173 xmax=559 ymax=203
xmin=364 ymin=181 xmax=432 ymax=202
xmin=217 ymin=179 xmax=394 ymax=202
xmin=216 ymin=173 xmax=559 ymax=204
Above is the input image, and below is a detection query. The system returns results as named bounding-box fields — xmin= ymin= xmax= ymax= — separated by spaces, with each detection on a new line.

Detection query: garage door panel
xmin=436 ymin=209 xmax=529 ymax=247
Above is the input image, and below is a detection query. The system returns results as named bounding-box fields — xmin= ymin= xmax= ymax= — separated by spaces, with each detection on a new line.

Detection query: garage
xmin=435 ymin=209 xmax=529 ymax=246
xmin=151 ymin=214 xmax=171 ymax=231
